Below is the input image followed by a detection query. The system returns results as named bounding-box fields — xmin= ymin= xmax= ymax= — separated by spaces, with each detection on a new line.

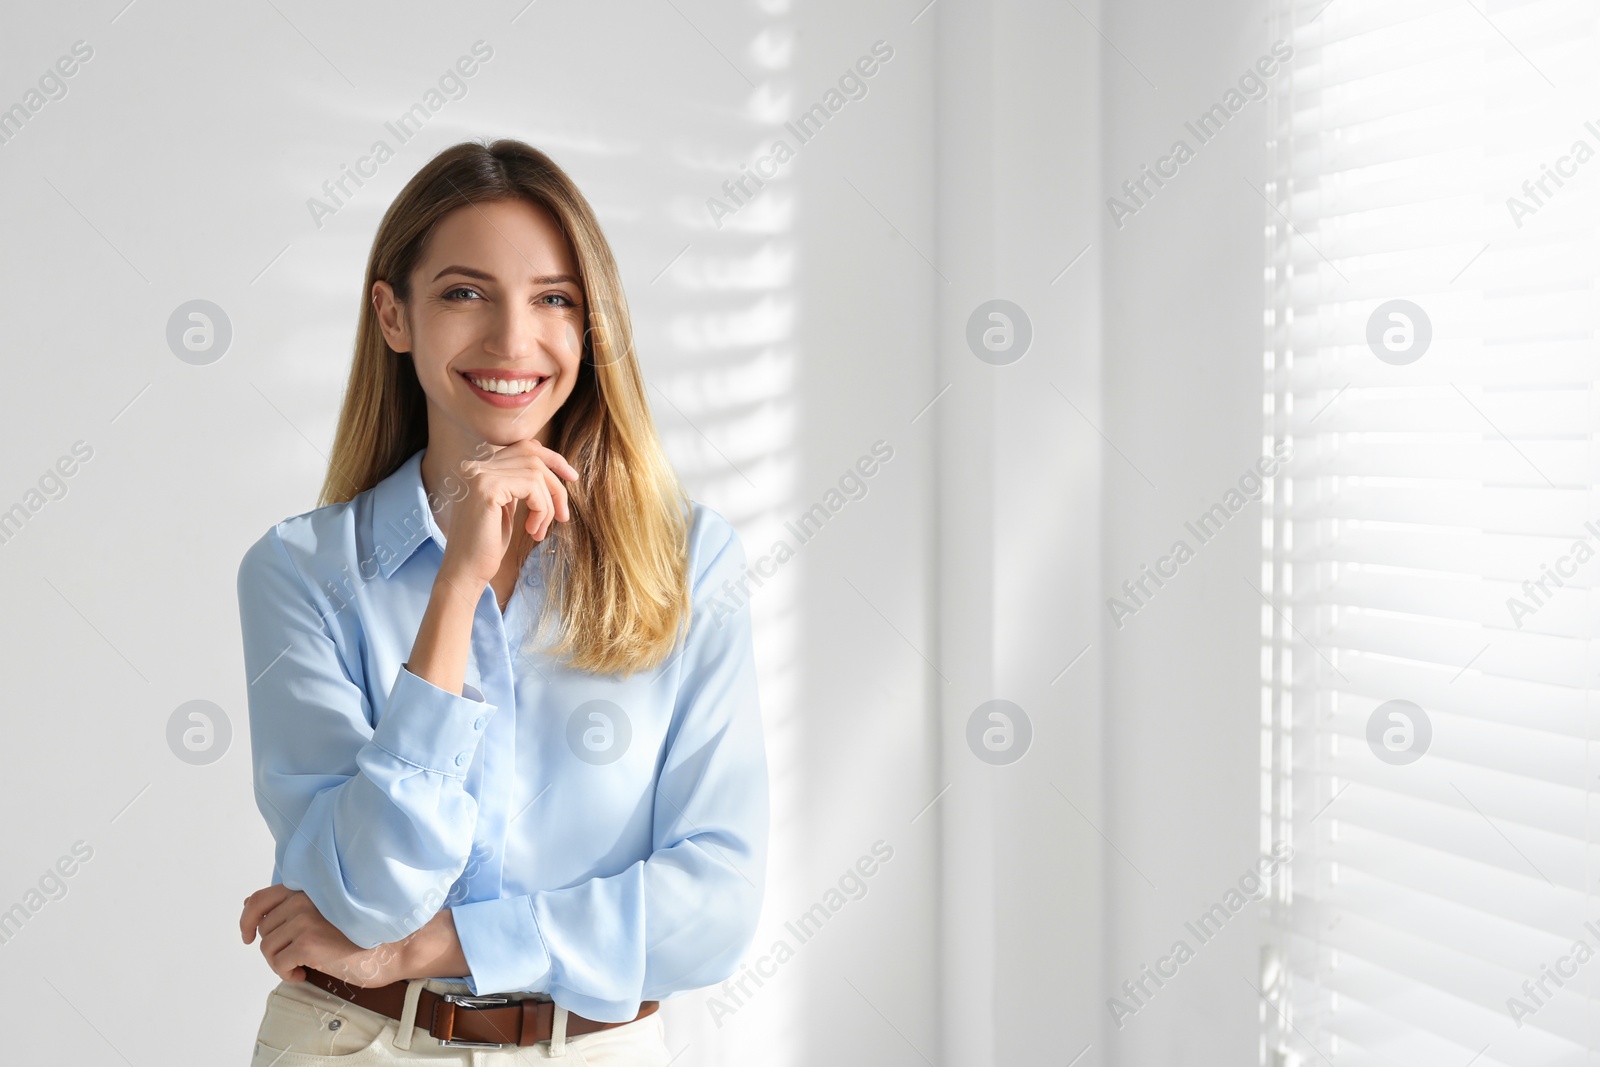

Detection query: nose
xmin=485 ymin=300 xmax=544 ymax=363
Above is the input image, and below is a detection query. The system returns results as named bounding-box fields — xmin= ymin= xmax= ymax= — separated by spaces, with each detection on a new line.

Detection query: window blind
xmin=1260 ymin=1 xmax=1600 ymax=1065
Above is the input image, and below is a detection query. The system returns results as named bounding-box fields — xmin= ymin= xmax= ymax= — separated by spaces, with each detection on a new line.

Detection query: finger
xmin=473 ymin=470 xmax=560 ymax=544
xmin=482 ymin=471 xmax=548 ymax=509
xmin=255 ymin=898 xmax=297 ymax=943
xmin=240 ymin=885 xmax=294 ymax=943
xmin=538 ymin=446 xmax=580 ymax=482
xmin=260 ymin=940 xmax=292 ymax=979
xmin=535 ymin=478 xmax=556 ymax=540
xmin=481 ymin=474 xmax=537 ymax=534
xmin=488 ymin=438 xmax=544 ymax=467
xmin=523 ymin=475 xmax=554 ymax=542
xmin=473 ymin=474 xmax=543 ymax=537
xmin=259 ymin=909 xmax=297 ymax=954
xmin=246 ymin=884 xmax=295 ymax=911
xmin=542 ymin=466 xmax=570 ymax=523
xmin=501 ymin=498 xmax=518 ymax=546
xmin=502 ymin=437 xmax=577 ymax=482
xmin=262 ymin=922 xmax=314 ymax=984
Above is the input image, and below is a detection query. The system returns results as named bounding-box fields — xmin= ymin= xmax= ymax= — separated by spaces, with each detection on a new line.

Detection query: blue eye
xmin=541 ymin=293 xmax=577 ymax=307
xmin=443 ymin=286 xmax=481 ymax=301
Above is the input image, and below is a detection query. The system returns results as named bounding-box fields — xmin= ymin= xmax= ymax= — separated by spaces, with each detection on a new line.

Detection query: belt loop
xmin=549 ymin=1002 xmax=569 ymax=1056
xmin=392 ymin=978 xmax=426 ymax=1051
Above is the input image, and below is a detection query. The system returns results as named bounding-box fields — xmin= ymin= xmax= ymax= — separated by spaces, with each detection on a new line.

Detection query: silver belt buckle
xmin=437 ymin=991 xmax=510 ymax=1048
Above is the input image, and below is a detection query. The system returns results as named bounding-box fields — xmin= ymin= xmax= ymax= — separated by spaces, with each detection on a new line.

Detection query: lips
xmin=459 ymin=370 xmax=552 ymax=407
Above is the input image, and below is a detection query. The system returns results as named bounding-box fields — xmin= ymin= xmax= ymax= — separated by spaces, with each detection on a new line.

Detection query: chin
xmin=478 ymin=414 xmax=552 ymax=445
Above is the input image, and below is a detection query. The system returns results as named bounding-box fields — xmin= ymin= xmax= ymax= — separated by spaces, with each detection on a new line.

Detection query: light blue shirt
xmin=236 ymin=447 xmax=768 ymax=1023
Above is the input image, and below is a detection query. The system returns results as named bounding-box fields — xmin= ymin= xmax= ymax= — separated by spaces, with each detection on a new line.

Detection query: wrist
xmin=435 ymin=561 xmax=489 ymax=600
xmin=397 ymin=908 xmax=470 ymax=982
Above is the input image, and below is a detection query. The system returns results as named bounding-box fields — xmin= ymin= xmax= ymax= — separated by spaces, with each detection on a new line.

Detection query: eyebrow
xmin=431 ymin=265 xmax=580 ymax=286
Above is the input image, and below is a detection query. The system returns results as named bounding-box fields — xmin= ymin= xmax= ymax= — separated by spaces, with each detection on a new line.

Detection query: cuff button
xmin=455 ymin=753 xmax=468 ymax=767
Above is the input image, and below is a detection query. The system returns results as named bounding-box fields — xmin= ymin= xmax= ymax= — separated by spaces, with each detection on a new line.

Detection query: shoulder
xmin=236 ymin=496 xmax=366 ymax=611
xmin=684 ymin=499 xmax=746 ymax=594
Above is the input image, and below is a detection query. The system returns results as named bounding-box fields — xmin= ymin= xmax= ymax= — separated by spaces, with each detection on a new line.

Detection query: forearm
xmin=397 ymin=908 xmax=471 ymax=981
xmin=407 ymin=567 xmax=486 ymax=696
xmin=242 ymin=526 xmax=496 ymax=951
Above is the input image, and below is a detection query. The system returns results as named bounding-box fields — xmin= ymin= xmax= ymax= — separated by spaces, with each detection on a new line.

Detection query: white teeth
xmin=468 ymin=375 xmax=545 ymax=395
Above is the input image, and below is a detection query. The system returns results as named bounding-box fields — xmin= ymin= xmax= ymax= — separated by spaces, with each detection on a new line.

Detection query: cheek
xmin=560 ymin=319 xmax=587 ymax=363
xmin=433 ymin=313 xmax=485 ymax=349
xmin=409 ymin=313 xmax=471 ymax=367
xmin=413 ymin=352 xmax=458 ymax=395
xmin=555 ymin=370 xmax=581 ymax=406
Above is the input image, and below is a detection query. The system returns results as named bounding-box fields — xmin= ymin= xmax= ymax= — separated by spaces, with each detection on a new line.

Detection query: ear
xmin=371 ymin=279 xmax=412 ymax=353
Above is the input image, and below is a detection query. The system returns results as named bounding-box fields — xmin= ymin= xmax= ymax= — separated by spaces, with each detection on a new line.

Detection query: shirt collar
xmin=368 ymin=446 xmax=447 ymax=579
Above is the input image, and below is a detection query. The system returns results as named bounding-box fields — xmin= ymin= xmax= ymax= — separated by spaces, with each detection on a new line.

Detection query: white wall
xmin=1098 ymin=1 xmax=1277 ymax=1064
xmin=0 ymin=1 xmax=953 ymax=1064
xmin=0 ymin=0 xmax=1275 ymax=1063
xmin=936 ymin=0 xmax=1109 ymax=1064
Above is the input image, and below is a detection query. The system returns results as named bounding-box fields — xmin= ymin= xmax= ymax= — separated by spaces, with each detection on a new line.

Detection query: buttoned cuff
xmin=451 ymin=895 xmax=553 ymax=996
xmin=369 ymin=663 xmax=495 ymax=777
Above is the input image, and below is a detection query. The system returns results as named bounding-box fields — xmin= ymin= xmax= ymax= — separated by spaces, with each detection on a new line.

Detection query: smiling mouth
xmin=462 ymin=372 xmax=549 ymax=396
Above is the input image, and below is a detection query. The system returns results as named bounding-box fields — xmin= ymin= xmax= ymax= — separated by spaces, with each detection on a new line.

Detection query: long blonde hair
xmin=317 ymin=138 xmax=690 ymax=677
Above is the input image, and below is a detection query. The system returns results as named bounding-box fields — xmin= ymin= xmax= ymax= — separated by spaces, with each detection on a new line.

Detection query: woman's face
xmin=373 ymin=197 xmax=585 ymax=449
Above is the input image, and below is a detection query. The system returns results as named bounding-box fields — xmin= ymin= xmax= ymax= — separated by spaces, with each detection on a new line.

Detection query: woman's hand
xmin=440 ymin=438 xmax=580 ymax=587
xmin=240 ymin=885 xmax=409 ymax=988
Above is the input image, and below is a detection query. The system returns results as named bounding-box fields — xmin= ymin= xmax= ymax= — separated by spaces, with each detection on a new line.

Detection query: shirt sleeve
xmin=448 ymin=523 xmax=770 ymax=1021
xmin=238 ymin=524 xmax=497 ymax=949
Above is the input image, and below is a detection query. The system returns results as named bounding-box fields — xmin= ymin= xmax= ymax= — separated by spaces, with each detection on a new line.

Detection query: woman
xmin=234 ymin=139 xmax=768 ymax=1065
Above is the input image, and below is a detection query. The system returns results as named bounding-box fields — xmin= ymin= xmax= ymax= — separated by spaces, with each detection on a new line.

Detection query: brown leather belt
xmin=300 ymin=967 xmax=658 ymax=1048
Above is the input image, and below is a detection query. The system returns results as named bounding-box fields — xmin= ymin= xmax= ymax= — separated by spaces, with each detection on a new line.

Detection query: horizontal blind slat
xmin=1263 ymin=0 xmax=1600 ymax=1062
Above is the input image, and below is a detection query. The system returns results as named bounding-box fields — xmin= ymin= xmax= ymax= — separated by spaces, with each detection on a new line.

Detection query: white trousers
xmin=248 ymin=975 xmax=671 ymax=1066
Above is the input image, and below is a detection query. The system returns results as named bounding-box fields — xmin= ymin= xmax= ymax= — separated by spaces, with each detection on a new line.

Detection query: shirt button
xmin=473 ymin=716 xmax=487 ymax=730
xmin=454 ymin=753 xmax=468 ymax=767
